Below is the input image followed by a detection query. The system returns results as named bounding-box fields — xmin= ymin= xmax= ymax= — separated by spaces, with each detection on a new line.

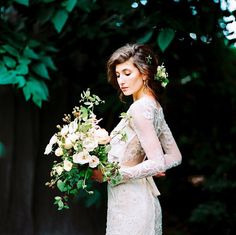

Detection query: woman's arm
xmin=119 ymin=101 xmax=167 ymax=181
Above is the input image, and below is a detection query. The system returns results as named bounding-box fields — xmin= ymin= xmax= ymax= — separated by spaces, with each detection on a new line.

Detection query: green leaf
xmin=137 ymin=30 xmax=153 ymax=44
xmin=22 ymin=77 xmax=49 ymax=106
xmin=23 ymin=47 xmax=40 ymax=59
xmin=42 ymin=56 xmax=57 ymax=70
xmin=52 ymin=9 xmax=69 ymax=33
xmin=14 ymin=0 xmax=29 ymax=6
xmin=32 ymin=63 xmax=50 ymax=79
xmin=77 ymin=180 xmax=84 ymax=189
xmin=0 ymin=71 xmax=17 ymax=85
xmin=3 ymin=56 xmax=16 ymax=68
xmin=15 ymin=64 xmax=29 ymax=75
xmin=2 ymin=45 xmax=19 ymax=57
xmin=16 ymin=76 xmax=26 ymax=88
xmin=157 ymin=28 xmax=175 ymax=52
xmin=65 ymin=0 xmax=77 ymax=12
xmin=57 ymin=180 xmax=66 ymax=192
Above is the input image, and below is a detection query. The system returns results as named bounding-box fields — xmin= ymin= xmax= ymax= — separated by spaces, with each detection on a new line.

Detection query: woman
xmin=93 ymin=43 xmax=182 ymax=235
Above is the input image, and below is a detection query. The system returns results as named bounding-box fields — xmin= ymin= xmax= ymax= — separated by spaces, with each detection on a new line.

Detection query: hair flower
xmin=154 ymin=63 xmax=169 ymax=87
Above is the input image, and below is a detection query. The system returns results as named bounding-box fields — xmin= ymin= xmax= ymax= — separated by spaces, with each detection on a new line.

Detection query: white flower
xmin=55 ymin=147 xmax=63 ymax=156
xmin=61 ymin=125 xmax=69 ymax=136
xmin=63 ymin=159 xmax=73 ymax=171
xmin=55 ymin=166 xmax=64 ymax=175
xmin=69 ymin=120 xmax=78 ymax=134
xmin=44 ymin=143 xmax=52 ymax=155
xmin=94 ymin=128 xmax=110 ymax=145
xmin=64 ymin=137 xmax=73 ymax=149
xmin=89 ymin=155 xmax=100 ymax=168
xmin=73 ymin=151 xmax=91 ymax=165
xmin=83 ymin=137 xmax=98 ymax=151
xmin=67 ymin=133 xmax=79 ymax=143
xmin=49 ymin=134 xmax=57 ymax=145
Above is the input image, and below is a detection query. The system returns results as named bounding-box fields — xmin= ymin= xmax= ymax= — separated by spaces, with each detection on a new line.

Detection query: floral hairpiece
xmin=154 ymin=63 xmax=169 ymax=87
xmin=145 ymin=54 xmax=152 ymax=65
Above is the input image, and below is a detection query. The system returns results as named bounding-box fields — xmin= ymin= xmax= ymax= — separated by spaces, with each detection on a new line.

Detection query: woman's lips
xmin=121 ymin=87 xmax=128 ymax=91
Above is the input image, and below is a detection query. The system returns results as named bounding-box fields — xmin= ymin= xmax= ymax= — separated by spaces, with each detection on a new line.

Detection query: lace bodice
xmin=108 ymin=96 xmax=182 ymax=182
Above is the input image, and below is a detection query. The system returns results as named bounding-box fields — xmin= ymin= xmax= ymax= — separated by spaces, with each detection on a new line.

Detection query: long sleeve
xmin=119 ymin=101 xmax=166 ymax=181
xmin=159 ymin=121 xmax=182 ymax=170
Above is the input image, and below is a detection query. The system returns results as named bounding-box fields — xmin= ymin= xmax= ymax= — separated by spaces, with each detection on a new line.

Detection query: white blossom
xmin=73 ymin=151 xmax=91 ymax=165
xmin=44 ymin=144 xmax=52 ymax=155
xmin=64 ymin=137 xmax=73 ymax=149
xmin=61 ymin=125 xmax=69 ymax=136
xmin=55 ymin=166 xmax=64 ymax=175
xmin=55 ymin=147 xmax=63 ymax=156
xmin=94 ymin=128 xmax=111 ymax=145
xmin=63 ymin=159 xmax=73 ymax=171
xmin=69 ymin=120 xmax=78 ymax=134
xmin=83 ymin=137 xmax=98 ymax=151
xmin=89 ymin=155 xmax=100 ymax=168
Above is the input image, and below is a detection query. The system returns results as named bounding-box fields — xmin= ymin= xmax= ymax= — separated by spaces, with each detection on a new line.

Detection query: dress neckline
xmin=132 ymin=96 xmax=162 ymax=110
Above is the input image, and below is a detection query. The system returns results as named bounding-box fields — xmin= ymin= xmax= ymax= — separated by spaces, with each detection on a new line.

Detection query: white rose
xmin=55 ymin=166 xmax=64 ymax=175
xmin=64 ymin=137 xmax=73 ymax=149
xmin=63 ymin=159 xmax=73 ymax=171
xmin=83 ymin=137 xmax=98 ymax=151
xmin=55 ymin=147 xmax=63 ymax=156
xmin=89 ymin=155 xmax=100 ymax=168
xmin=44 ymin=144 xmax=52 ymax=155
xmin=73 ymin=151 xmax=91 ymax=165
xmin=61 ymin=125 xmax=69 ymax=136
xmin=94 ymin=128 xmax=110 ymax=145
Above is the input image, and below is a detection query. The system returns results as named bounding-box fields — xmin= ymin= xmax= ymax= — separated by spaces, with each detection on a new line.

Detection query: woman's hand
xmin=154 ymin=172 xmax=166 ymax=177
xmin=91 ymin=168 xmax=104 ymax=183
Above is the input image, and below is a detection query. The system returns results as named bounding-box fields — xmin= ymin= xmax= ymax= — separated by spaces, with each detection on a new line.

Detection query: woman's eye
xmin=125 ymin=72 xmax=131 ymax=76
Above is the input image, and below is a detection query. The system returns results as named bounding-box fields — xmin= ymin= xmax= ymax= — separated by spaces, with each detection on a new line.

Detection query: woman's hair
xmin=107 ymin=43 xmax=163 ymax=100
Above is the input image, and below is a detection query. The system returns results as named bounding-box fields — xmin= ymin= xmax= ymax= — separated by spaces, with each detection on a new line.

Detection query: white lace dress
xmin=106 ymin=96 xmax=182 ymax=235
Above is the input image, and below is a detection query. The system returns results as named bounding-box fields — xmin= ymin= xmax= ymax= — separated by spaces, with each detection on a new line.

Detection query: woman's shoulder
xmin=128 ymin=96 xmax=163 ymax=120
xmin=130 ymin=96 xmax=162 ymax=111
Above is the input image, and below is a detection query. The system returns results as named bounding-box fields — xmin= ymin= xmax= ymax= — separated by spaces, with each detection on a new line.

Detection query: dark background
xmin=0 ymin=0 xmax=236 ymax=235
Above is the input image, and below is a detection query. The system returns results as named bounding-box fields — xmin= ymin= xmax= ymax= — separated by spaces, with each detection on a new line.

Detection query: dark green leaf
xmin=16 ymin=76 xmax=26 ymax=88
xmin=77 ymin=180 xmax=84 ymax=189
xmin=0 ymin=71 xmax=17 ymax=85
xmin=14 ymin=0 xmax=29 ymax=6
xmin=137 ymin=30 xmax=153 ymax=44
xmin=32 ymin=63 xmax=50 ymax=79
xmin=42 ymin=56 xmax=57 ymax=70
xmin=52 ymin=9 xmax=69 ymax=33
xmin=57 ymin=180 xmax=66 ymax=192
xmin=157 ymin=28 xmax=175 ymax=52
xmin=65 ymin=0 xmax=77 ymax=12
xmin=2 ymin=45 xmax=19 ymax=57
xmin=15 ymin=64 xmax=29 ymax=75
xmin=3 ymin=56 xmax=16 ymax=68
xmin=22 ymin=77 xmax=49 ymax=106
xmin=23 ymin=47 xmax=40 ymax=60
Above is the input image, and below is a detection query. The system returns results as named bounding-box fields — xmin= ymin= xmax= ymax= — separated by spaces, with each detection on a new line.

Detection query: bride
xmin=92 ymin=43 xmax=182 ymax=235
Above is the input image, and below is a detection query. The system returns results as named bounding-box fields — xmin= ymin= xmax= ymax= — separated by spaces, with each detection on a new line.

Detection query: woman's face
xmin=115 ymin=58 xmax=146 ymax=100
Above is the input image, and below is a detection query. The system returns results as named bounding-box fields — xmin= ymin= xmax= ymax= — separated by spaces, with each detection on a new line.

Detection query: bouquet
xmin=44 ymin=89 xmax=122 ymax=210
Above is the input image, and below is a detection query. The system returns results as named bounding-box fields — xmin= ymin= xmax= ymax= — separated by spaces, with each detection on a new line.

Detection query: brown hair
xmin=107 ymin=43 xmax=163 ymax=101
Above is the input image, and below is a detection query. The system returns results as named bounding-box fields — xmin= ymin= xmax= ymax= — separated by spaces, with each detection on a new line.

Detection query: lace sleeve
xmin=159 ymin=121 xmax=182 ymax=170
xmin=119 ymin=100 xmax=166 ymax=181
